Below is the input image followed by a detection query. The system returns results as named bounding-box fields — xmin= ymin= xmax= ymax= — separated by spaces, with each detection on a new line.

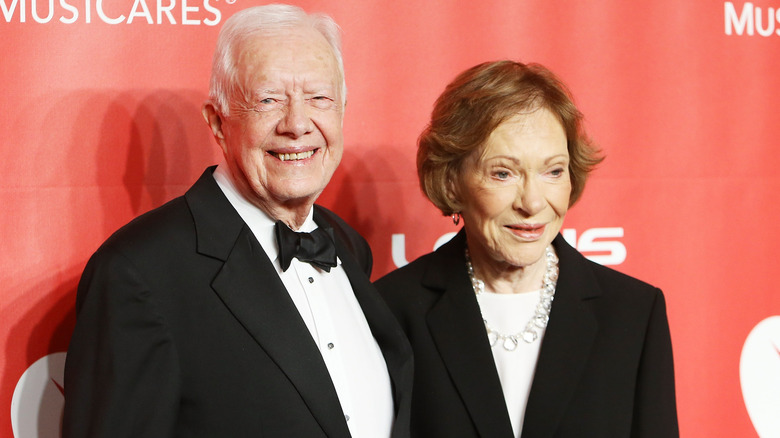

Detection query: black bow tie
xmin=275 ymin=220 xmax=338 ymax=272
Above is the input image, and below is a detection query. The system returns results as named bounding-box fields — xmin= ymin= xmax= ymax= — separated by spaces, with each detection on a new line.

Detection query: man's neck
xmin=261 ymin=202 xmax=315 ymax=231
xmin=215 ymin=163 xmax=316 ymax=231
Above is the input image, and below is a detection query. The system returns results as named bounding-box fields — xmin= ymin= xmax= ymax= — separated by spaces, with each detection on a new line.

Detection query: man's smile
xmin=269 ymin=149 xmax=317 ymax=161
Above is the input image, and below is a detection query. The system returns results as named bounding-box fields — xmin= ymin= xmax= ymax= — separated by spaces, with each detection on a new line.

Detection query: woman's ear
xmin=445 ymin=171 xmax=460 ymax=207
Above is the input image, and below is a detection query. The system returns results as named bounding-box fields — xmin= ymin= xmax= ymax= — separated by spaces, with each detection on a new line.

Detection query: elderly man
xmin=63 ymin=5 xmax=412 ymax=438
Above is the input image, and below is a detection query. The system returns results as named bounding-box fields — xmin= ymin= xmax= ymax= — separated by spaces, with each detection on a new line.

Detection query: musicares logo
xmin=725 ymin=2 xmax=780 ymax=36
xmin=1 ymin=0 xmax=227 ymax=25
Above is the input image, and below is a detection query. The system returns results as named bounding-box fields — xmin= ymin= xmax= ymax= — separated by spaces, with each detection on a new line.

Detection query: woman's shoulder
xmin=374 ymin=248 xmax=461 ymax=325
xmin=585 ymin=262 xmax=667 ymax=318
xmin=590 ymin=260 xmax=660 ymax=293
xmin=555 ymin=235 xmax=663 ymax=300
xmin=377 ymin=230 xmax=466 ymax=286
xmin=375 ymin=249 xmax=438 ymax=290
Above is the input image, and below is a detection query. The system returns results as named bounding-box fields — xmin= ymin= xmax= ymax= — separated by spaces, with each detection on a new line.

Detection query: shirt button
xmin=308 ymin=277 xmax=314 ymax=283
xmin=327 ymin=343 xmax=335 ymax=349
xmin=345 ymin=415 xmax=350 ymax=422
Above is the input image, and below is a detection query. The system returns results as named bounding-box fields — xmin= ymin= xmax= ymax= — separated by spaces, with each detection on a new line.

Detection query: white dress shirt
xmin=213 ymin=164 xmax=394 ymax=438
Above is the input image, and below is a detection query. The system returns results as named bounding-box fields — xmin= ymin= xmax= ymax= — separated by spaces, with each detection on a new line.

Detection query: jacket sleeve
xmin=63 ymin=247 xmax=180 ymax=438
xmin=632 ymin=289 xmax=680 ymax=437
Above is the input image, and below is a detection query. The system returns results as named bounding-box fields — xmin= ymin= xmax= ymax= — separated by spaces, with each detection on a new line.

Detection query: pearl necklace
xmin=465 ymin=245 xmax=559 ymax=350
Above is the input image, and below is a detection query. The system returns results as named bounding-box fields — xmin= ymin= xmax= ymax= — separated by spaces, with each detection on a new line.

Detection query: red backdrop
xmin=3 ymin=1 xmax=779 ymax=437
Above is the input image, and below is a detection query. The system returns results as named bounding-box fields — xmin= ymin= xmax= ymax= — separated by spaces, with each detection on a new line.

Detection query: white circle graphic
xmin=11 ymin=352 xmax=67 ymax=438
xmin=740 ymin=316 xmax=780 ymax=438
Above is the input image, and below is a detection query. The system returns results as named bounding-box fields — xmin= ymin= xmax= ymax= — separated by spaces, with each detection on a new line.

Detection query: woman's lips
xmin=506 ymin=223 xmax=546 ymax=240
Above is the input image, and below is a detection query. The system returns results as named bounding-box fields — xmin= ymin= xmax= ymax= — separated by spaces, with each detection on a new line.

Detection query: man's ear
xmin=202 ymin=102 xmax=231 ymax=156
xmin=202 ymin=102 xmax=226 ymax=142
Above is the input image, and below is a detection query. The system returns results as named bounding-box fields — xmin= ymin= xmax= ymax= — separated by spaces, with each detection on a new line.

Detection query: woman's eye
xmin=550 ymin=168 xmax=565 ymax=177
xmin=494 ymin=171 xmax=510 ymax=180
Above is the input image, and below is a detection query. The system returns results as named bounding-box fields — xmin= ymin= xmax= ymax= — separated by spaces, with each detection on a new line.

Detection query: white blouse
xmin=476 ymin=289 xmax=547 ymax=438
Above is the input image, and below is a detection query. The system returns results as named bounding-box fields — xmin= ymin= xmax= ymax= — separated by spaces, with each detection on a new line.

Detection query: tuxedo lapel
xmin=521 ymin=235 xmax=599 ymax=438
xmin=424 ymin=232 xmax=515 ymax=437
xmin=185 ymin=168 xmax=351 ymax=438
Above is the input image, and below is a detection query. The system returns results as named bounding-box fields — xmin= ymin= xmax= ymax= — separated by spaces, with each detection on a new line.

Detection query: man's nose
xmin=276 ymin=98 xmax=314 ymax=138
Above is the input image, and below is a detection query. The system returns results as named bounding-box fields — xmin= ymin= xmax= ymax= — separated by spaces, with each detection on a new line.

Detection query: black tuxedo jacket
xmin=63 ymin=167 xmax=413 ymax=438
xmin=375 ymin=230 xmax=678 ymax=438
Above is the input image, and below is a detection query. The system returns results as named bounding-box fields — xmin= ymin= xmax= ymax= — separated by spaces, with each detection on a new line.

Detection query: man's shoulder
xmin=314 ymin=205 xmax=372 ymax=273
xmin=97 ymin=195 xmax=195 ymax=259
xmin=75 ymin=194 xmax=200 ymax=308
xmin=314 ymin=205 xmax=367 ymax=244
xmin=95 ymin=167 xmax=224 ymax=258
xmin=314 ymin=205 xmax=356 ymax=231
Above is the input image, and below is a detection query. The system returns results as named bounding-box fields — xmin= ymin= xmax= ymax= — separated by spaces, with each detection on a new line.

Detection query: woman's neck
xmin=467 ymin=246 xmax=548 ymax=295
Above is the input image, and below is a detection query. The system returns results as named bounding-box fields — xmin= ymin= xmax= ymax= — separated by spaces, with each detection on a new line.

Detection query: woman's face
xmin=457 ymin=107 xmax=571 ymax=272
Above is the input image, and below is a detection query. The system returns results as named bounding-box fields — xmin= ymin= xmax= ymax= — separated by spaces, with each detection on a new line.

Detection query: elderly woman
xmin=376 ymin=60 xmax=678 ymax=437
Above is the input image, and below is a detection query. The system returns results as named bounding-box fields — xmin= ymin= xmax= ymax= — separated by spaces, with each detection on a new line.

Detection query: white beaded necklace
xmin=465 ymin=245 xmax=559 ymax=350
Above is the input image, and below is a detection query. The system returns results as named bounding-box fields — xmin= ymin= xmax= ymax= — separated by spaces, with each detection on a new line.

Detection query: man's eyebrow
xmin=253 ymin=88 xmax=283 ymax=95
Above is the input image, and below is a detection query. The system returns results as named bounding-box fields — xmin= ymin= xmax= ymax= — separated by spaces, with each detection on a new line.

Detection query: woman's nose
xmin=514 ymin=177 xmax=545 ymax=216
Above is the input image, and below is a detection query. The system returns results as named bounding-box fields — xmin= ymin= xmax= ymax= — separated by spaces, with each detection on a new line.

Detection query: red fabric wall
xmin=3 ymin=1 xmax=779 ymax=436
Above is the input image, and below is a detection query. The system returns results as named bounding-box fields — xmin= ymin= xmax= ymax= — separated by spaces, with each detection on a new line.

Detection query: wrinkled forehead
xmin=233 ymin=27 xmax=343 ymax=89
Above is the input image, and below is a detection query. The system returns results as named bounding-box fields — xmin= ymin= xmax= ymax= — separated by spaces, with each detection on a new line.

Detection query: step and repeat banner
xmin=2 ymin=1 xmax=779 ymax=436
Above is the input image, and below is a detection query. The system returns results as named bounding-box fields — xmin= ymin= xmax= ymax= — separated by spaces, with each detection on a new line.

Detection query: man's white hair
xmin=207 ymin=4 xmax=345 ymax=116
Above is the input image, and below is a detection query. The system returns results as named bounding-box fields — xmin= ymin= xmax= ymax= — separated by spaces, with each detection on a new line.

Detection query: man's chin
xmin=270 ymin=187 xmax=324 ymax=208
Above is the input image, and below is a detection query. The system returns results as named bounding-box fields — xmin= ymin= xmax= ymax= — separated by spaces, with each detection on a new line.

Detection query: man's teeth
xmin=275 ymin=150 xmax=315 ymax=161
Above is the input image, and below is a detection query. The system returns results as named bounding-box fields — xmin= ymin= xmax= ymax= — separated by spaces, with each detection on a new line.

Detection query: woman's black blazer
xmin=375 ymin=230 xmax=678 ymax=438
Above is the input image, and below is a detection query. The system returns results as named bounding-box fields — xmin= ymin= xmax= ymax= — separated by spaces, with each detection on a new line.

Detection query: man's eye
xmin=309 ymin=96 xmax=335 ymax=109
xmin=252 ymin=98 xmax=284 ymax=112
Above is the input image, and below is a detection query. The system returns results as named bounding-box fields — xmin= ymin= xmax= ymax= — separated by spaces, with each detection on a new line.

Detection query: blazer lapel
xmin=521 ymin=235 xmax=599 ymax=438
xmin=185 ymin=168 xmax=351 ymax=438
xmin=424 ymin=232 xmax=515 ymax=437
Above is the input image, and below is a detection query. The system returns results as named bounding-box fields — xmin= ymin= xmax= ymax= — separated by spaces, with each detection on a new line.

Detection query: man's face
xmin=212 ymin=26 xmax=344 ymax=217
